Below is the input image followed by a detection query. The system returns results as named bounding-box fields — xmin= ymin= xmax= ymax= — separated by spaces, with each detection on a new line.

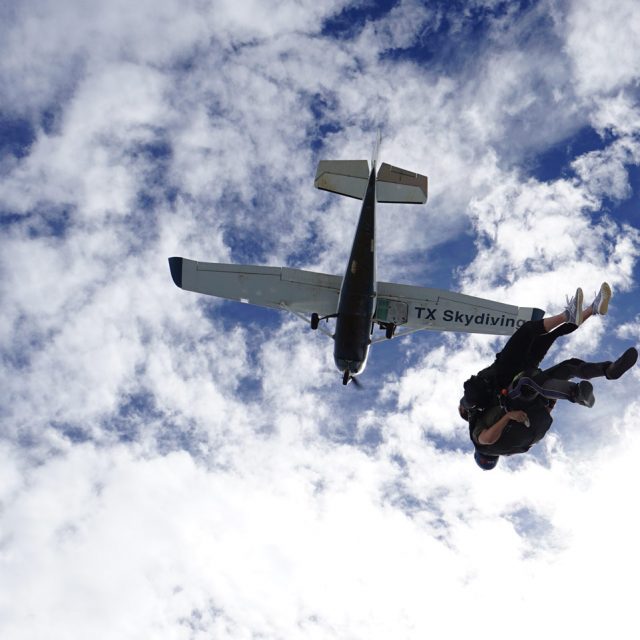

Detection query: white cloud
xmin=617 ymin=315 xmax=640 ymax=341
xmin=459 ymin=166 xmax=640 ymax=310
xmin=571 ymin=136 xmax=640 ymax=201
xmin=591 ymin=91 xmax=640 ymax=137
xmin=3 ymin=397 xmax=640 ymax=638
xmin=565 ymin=0 xmax=640 ymax=96
xmin=0 ymin=0 xmax=348 ymax=115
xmin=355 ymin=0 xmax=433 ymax=56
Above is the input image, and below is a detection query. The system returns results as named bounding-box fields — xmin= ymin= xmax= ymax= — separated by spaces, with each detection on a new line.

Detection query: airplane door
xmin=374 ymin=299 xmax=408 ymax=325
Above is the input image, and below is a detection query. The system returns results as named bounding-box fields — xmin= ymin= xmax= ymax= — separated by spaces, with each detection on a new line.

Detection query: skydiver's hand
xmin=506 ymin=410 xmax=529 ymax=424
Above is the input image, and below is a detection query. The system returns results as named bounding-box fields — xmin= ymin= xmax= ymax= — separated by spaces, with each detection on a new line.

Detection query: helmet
xmin=474 ymin=450 xmax=499 ymax=470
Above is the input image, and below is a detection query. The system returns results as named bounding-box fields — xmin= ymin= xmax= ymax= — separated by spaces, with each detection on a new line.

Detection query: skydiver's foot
xmin=606 ymin=347 xmax=638 ymax=380
xmin=572 ymin=380 xmax=595 ymax=407
xmin=564 ymin=288 xmax=584 ymax=326
xmin=591 ymin=282 xmax=612 ymax=316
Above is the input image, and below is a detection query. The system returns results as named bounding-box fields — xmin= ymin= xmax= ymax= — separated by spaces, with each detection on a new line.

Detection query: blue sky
xmin=2 ymin=1 xmax=640 ymax=638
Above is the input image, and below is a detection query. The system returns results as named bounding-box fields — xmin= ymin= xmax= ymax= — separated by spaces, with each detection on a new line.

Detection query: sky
xmin=1 ymin=0 xmax=640 ymax=638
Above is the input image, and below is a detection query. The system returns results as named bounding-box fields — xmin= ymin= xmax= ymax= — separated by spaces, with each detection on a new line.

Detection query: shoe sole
xmin=573 ymin=288 xmax=584 ymax=326
xmin=606 ymin=347 xmax=638 ymax=380
xmin=577 ymin=380 xmax=595 ymax=407
xmin=596 ymin=282 xmax=611 ymax=315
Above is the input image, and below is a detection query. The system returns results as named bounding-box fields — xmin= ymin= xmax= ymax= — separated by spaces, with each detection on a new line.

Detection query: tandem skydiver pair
xmin=459 ymin=284 xmax=638 ymax=470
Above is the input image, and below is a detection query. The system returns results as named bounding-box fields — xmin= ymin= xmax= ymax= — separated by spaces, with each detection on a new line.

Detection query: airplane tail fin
xmin=376 ymin=162 xmax=428 ymax=204
xmin=371 ymin=129 xmax=381 ymax=170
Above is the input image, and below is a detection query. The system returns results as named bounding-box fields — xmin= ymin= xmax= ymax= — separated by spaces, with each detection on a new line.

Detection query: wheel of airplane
xmin=342 ymin=370 xmax=350 ymax=385
xmin=385 ymin=324 xmax=395 ymax=339
xmin=311 ymin=313 xmax=319 ymax=330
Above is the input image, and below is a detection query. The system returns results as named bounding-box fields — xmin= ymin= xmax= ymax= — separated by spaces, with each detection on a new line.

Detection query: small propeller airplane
xmin=169 ymin=135 xmax=544 ymax=385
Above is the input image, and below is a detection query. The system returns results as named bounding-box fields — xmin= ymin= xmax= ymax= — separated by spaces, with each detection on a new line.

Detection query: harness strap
xmin=508 ymin=375 xmax=573 ymax=402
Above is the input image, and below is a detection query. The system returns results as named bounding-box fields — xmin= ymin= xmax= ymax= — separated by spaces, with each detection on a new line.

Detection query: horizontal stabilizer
xmin=314 ymin=160 xmax=370 ymax=200
xmin=376 ymin=163 xmax=428 ymax=204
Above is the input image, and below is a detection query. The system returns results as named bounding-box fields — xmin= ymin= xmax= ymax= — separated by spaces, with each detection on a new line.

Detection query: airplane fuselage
xmin=333 ymin=167 xmax=377 ymax=378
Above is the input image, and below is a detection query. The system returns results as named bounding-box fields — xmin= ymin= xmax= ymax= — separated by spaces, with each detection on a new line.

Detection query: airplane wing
xmin=374 ymin=280 xmax=544 ymax=336
xmin=168 ymin=257 xmax=341 ymax=316
xmin=169 ymin=258 xmax=544 ymax=336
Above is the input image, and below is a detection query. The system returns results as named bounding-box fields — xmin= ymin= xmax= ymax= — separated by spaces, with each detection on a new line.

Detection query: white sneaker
xmin=564 ymin=288 xmax=584 ymax=325
xmin=591 ymin=282 xmax=611 ymax=315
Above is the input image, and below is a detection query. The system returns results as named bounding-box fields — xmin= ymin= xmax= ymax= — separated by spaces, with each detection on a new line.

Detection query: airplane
xmin=169 ymin=136 xmax=544 ymax=385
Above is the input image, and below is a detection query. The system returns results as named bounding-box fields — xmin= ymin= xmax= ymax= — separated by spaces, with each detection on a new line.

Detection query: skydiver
xmin=457 ymin=284 xmax=638 ymax=470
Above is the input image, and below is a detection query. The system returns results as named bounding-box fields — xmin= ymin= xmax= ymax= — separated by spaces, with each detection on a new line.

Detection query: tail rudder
xmin=371 ymin=129 xmax=381 ymax=171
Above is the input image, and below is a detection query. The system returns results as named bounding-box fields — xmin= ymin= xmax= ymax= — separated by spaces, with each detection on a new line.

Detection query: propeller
xmin=342 ymin=369 xmax=364 ymax=389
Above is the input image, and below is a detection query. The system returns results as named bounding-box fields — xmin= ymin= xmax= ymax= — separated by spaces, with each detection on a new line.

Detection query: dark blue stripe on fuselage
xmin=333 ymin=168 xmax=376 ymax=374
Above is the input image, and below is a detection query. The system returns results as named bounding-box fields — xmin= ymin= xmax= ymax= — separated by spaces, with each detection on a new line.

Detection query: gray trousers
xmin=509 ymin=358 xmax=610 ymax=403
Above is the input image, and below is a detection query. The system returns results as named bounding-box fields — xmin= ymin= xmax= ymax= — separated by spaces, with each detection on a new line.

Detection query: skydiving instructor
xmin=459 ymin=284 xmax=638 ymax=470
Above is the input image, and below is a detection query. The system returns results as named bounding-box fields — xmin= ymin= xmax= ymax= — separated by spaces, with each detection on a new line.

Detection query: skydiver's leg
xmin=527 ymin=282 xmax=611 ymax=370
xmin=526 ymin=348 xmax=637 ymax=407
xmin=524 ymin=287 xmax=607 ymax=369
xmin=494 ymin=315 xmax=575 ymax=387
xmin=510 ymin=376 xmax=594 ymax=406
xmin=534 ymin=348 xmax=637 ymax=388
xmin=498 ymin=313 xmax=577 ymax=375
xmin=493 ymin=320 xmax=547 ymax=383
xmin=542 ymin=310 xmax=571 ymax=333
xmin=489 ymin=289 xmax=601 ymax=388
xmin=536 ymin=358 xmax=609 ymax=383
xmin=514 ymin=355 xmax=606 ymax=406
xmin=538 ymin=379 xmax=595 ymax=407
xmin=526 ymin=323 xmax=578 ymax=370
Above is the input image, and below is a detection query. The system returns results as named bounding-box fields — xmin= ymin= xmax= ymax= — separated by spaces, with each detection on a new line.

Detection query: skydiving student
xmin=458 ymin=284 xmax=638 ymax=470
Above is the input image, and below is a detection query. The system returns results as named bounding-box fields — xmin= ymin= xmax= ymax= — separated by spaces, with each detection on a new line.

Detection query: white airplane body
xmin=169 ymin=140 xmax=544 ymax=385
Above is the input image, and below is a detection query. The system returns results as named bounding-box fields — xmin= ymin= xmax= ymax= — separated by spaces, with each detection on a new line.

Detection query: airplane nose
xmin=335 ymin=358 xmax=364 ymax=375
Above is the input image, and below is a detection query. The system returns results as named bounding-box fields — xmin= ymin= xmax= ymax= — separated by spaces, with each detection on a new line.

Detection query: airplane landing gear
xmin=380 ymin=322 xmax=396 ymax=339
xmin=310 ymin=312 xmax=337 ymax=330
xmin=342 ymin=370 xmax=350 ymax=385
